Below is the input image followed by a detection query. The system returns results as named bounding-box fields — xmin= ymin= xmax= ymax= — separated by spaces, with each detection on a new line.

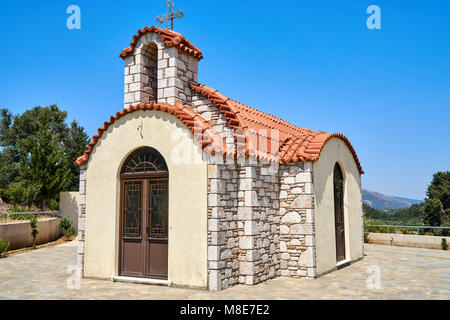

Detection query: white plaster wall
xmin=60 ymin=192 xmax=79 ymax=231
xmin=83 ymin=110 xmax=208 ymax=288
xmin=313 ymin=138 xmax=363 ymax=276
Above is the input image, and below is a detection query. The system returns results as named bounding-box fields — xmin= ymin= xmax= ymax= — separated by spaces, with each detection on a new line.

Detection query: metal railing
xmin=0 ymin=211 xmax=60 ymax=224
xmin=365 ymin=224 xmax=450 ymax=235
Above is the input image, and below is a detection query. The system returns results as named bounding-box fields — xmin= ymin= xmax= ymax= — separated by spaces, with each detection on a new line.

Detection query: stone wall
xmin=279 ymin=162 xmax=317 ymax=278
xmin=206 ymin=157 xmax=281 ymax=291
xmin=192 ymin=93 xmax=235 ymax=149
xmin=207 ymin=161 xmax=240 ymax=291
xmin=77 ymin=165 xmax=87 ymax=276
xmin=124 ymin=32 xmax=199 ymax=109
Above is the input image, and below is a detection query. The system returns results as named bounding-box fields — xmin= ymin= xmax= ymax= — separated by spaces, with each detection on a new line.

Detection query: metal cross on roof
xmin=156 ymin=0 xmax=184 ymax=30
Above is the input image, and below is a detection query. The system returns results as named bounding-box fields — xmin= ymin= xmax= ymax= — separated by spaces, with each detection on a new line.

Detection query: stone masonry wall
xmin=77 ymin=165 xmax=87 ymax=276
xmin=237 ymin=162 xmax=280 ymax=286
xmin=206 ymin=156 xmax=281 ymax=291
xmin=207 ymin=161 xmax=240 ymax=291
xmin=279 ymin=162 xmax=316 ymax=278
xmin=191 ymin=93 xmax=235 ymax=150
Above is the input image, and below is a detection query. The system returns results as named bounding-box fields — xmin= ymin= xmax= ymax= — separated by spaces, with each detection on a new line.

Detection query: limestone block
xmin=207 ymin=165 xmax=219 ymax=178
xmin=280 ymin=241 xmax=287 ymax=252
xmin=164 ymin=67 xmax=177 ymax=78
xmin=295 ymin=172 xmax=312 ymax=183
xmin=245 ymin=167 xmax=256 ymax=178
xmin=284 ymin=177 xmax=295 ymax=184
xmin=291 ymin=187 xmax=302 ymax=194
xmin=298 ymin=247 xmax=314 ymax=268
xmin=163 ymin=87 xmax=176 ymax=98
xmin=237 ymin=207 xmax=253 ymax=220
xmin=169 ymin=57 xmax=186 ymax=71
xmin=208 ymin=246 xmax=220 ymax=261
xmin=221 ymin=249 xmax=232 ymax=260
xmin=240 ymin=262 xmax=256 ymax=276
xmin=297 ymin=269 xmax=307 ymax=277
xmin=304 ymin=182 xmax=313 ymax=194
xmin=208 ymin=218 xmax=219 ymax=232
xmin=304 ymin=162 xmax=312 ymax=172
xmin=239 ymin=178 xmax=252 ymax=191
xmin=210 ymin=231 xmax=226 ymax=245
xmin=280 ymin=225 xmax=289 ymax=234
xmin=279 ymin=191 xmax=288 ymax=199
xmin=281 ymin=212 xmax=301 ymax=224
xmin=305 ymin=209 xmax=314 ymax=223
xmin=209 ymin=270 xmax=222 ymax=291
xmin=305 ymin=235 xmax=314 ymax=246
xmin=307 ymin=267 xmax=316 ymax=278
xmin=244 ymin=220 xmax=258 ymax=235
xmin=290 ymin=195 xmax=313 ymax=209
xmin=246 ymin=250 xmax=260 ymax=262
xmin=208 ymin=194 xmax=220 ymax=207
xmin=78 ymin=218 xmax=85 ymax=231
xmin=245 ymin=191 xmax=259 ymax=207
xmin=240 ymin=236 xmax=254 ymax=250
xmin=290 ymin=224 xmax=314 ymax=235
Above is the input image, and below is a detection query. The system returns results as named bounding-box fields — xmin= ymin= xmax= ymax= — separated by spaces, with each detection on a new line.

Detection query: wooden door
xmin=333 ymin=163 xmax=346 ymax=263
xmin=120 ymin=180 xmax=145 ymax=277
xmin=146 ymin=179 xmax=168 ymax=279
xmin=119 ymin=147 xmax=169 ymax=279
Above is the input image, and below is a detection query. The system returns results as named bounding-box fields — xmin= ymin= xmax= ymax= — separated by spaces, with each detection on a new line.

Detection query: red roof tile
xmin=75 ymin=102 xmax=225 ymax=166
xmin=120 ymin=26 xmax=203 ymax=60
xmin=191 ymin=83 xmax=364 ymax=174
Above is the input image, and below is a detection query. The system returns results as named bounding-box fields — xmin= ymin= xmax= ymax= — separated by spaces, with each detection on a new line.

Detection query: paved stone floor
xmin=0 ymin=240 xmax=449 ymax=300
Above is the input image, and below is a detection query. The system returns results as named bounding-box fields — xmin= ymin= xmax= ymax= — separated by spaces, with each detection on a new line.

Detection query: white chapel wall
xmin=313 ymin=137 xmax=363 ymax=276
xmin=83 ymin=110 xmax=208 ymax=288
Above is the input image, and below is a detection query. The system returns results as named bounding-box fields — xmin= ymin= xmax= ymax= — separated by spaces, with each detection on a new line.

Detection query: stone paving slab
xmin=0 ymin=240 xmax=449 ymax=300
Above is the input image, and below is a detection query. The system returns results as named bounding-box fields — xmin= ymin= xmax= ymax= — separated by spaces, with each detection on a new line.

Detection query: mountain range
xmin=362 ymin=189 xmax=423 ymax=210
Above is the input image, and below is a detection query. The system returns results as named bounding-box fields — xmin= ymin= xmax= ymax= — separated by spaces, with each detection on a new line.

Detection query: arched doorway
xmin=119 ymin=147 xmax=169 ymax=279
xmin=333 ymin=162 xmax=346 ymax=263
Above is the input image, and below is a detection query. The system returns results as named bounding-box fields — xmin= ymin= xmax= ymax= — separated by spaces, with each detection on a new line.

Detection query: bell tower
xmin=121 ymin=26 xmax=202 ymax=109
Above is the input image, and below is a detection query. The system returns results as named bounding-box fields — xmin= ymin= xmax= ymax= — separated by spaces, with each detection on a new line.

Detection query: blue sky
xmin=0 ymin=0 xmax=449 ymax=199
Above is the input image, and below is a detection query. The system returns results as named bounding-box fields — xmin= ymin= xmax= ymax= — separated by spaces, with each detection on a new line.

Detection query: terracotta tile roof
xmin=75 ymin=102 xmax=225 ymax=166
xmin=120 ymin=26 xmax=203 ymax=60
xmin=191 ymin=83 xmax=364 ymax=174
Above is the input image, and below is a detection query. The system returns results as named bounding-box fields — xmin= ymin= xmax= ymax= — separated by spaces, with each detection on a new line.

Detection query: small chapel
xmin=75 ymin=21 xmax=364 ymax=291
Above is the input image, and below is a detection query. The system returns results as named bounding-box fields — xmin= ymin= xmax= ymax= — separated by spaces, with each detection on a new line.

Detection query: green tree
xmin=0 ymin=105 xmax=88 ymax=206
xmin=20 ymin=126 xmax=71 ymax=210
xmin=423 ymin=171 xmax=450 ymax=226
xmin=62 ymin=120 xmax=89 ymax=191
xmin=423 ymin=197 xmax=443 ymax=226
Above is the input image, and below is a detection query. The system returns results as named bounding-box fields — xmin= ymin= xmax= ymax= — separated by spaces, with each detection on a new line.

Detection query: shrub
xmin=3 ymin=182 xmax=39 ymax=207
xmin=0 ymin=238 xmax=10 ymax=258
xmin=60 ymin=218 xmax=75 ymax=239
xmin=442 ymin=238 xmax=448 ymax=251
xmin=60 ymin=218 xmax=73 ymax=232
xmin=30 ymin=216 xmax=39 ymax=249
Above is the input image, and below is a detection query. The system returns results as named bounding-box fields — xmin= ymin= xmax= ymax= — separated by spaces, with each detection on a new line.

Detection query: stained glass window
xmin=122 ymin=148 xmax=168 ymax=174
xmin=123 ymin=181 xmax=142 ymax=238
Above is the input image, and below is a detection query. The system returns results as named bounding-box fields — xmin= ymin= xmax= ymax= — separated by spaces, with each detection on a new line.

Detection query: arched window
xmin=140 ymin=42 xmax=158 ymax=103
xmin=333 ymin=162 xmax=346 ymax=263
xmin=121 ymin=147 xmax=168 ymax=174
